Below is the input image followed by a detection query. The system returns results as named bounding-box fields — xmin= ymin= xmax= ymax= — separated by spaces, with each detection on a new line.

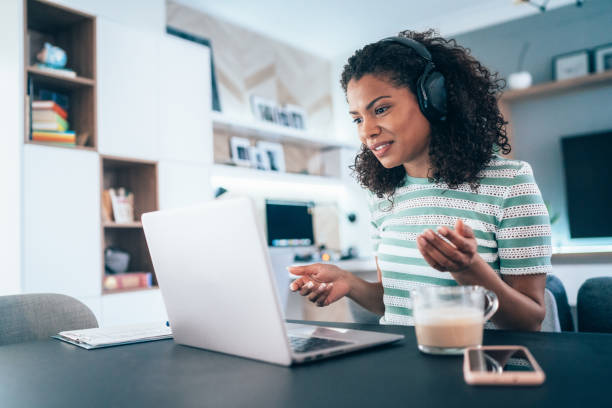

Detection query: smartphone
xmin=463 ymin=345 xmax=545 ymax=386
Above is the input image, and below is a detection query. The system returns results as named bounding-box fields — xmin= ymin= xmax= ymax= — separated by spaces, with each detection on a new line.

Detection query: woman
xmin=289 ymin=30 xmax=551 ymax=331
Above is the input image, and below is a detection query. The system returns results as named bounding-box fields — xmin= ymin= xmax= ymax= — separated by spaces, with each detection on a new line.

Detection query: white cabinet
xmin=97 ymin=18 xmax=160 ymax=160
xmin=101 ymin=289 xmax=167 ymax=327
xmin=158 ymin=161 xmax=212 ymax=210
xmin=23 ymin=144 xmax=101 ymax=297
xmin=158 ymin=34 xmax=213 ymax=165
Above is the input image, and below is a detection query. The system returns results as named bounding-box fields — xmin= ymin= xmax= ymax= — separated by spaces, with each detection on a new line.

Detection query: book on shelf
xmin=32 ymin=100 xmax=68 ymax=119
xmin=32 ymin=109 xmax=68 ymax=124
xmin=104 ymin=272 xmax=153 ymax=291
xmin=32 ymin=130 xmax=76 ymax=144
xmin=101 ymin=189 xmax=113 ymax=222
xmin=108 ymin=188 xmax=135 ymax=224
xmin=36 ymin=90 xmax=69 ymax=112
xmin=32 ymin=119 xmax=68 ymax=132
xmin=32 ymin=111 xmax=69 ymax=131
xmin=33 ymin=63 xmax=77 ymax=78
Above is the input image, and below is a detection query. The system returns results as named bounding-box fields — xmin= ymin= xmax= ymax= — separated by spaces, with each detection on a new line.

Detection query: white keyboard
xmin=58 ymin=322 xmax=172 ymax=347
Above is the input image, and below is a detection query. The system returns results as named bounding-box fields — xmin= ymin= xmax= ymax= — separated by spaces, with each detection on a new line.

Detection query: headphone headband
xmin=379 ymin=36 xmax=434 ymax=64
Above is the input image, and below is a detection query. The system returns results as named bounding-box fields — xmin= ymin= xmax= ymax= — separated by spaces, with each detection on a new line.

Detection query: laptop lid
xmin=142 ymin=197 xmax=293 ymax=366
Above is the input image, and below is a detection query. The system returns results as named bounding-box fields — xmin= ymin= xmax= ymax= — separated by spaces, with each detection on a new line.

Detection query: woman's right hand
xmin=288 ymin=263 xmax=352 ymax=307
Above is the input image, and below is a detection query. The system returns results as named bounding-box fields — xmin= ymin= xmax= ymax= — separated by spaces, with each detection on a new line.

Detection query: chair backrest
xmin=0 ymin=293 xmax=98 ymax=346
xmin=541 ymin=288 xmax=561 ymax=332
xmin=545 ymin=274 xmax=574 ymax=331
xmin=577 ymin=277 xmax=612 ymax=333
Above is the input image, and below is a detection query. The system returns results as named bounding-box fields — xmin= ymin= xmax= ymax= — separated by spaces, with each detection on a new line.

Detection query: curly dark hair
xmin=340 ymin=29 xmax=510 ymax=199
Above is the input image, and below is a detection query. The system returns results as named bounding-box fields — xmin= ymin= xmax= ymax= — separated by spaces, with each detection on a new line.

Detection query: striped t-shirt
xmin=369 ymin=156 xmax=552 ymax=326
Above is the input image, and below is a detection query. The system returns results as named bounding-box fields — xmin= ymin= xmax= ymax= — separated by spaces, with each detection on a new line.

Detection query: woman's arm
xmin=345 ymin=258 xmax=385 ymax=315
xmin=449 ymin=257 xmax=546 ymax=331
xmin=417 ymin=219 xmax=546 ymax=331
xmin=288 ymin=259 xmax=386 ymax=315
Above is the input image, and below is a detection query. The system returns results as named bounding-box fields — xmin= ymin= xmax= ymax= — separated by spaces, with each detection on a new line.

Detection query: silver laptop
xmin=141 ymin=197 xmax=403 ymax=366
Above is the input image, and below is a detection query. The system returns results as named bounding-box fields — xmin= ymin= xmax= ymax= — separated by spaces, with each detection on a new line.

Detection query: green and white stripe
xmin=369 ymin=156 xmax=552 ymax=326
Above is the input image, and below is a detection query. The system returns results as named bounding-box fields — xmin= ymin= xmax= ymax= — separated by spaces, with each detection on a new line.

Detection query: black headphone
xmin=379 ymin=37 xmax=447 ymax=122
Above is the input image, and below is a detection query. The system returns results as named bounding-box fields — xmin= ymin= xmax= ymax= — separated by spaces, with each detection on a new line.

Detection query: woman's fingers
xmin=421 ymin=229 xmax=466 ymax=265
xmin=299 ymin=280 xmax=316 ymax=296
xmin=287 ymin=264 xmax=320 ymax=277
xmin=289 ymin=276 xmax=309 ymax=292
xmin=456 ymin=219 xmax=475 ymax=238
xmin=417 ymin=235 xmax=461 ymax=272
xmin=436 ymin=226 xmax=472 ymax=253
xmin=308 ymin=282 xmax=332 ymax=304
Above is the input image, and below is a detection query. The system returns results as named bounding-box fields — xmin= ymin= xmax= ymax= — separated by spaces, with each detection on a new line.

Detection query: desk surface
xmin=2 ymin=321 xmax=611 ymax=408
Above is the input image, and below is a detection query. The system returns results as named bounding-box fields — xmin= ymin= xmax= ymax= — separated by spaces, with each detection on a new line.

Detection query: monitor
xmin=561 ymin=130 xmax=612 ymax=238
xmin=265 ymin=200 xmax=314 ymax=247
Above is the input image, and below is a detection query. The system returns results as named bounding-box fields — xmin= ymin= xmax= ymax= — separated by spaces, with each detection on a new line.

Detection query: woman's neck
xmin=403 ymin=156 xmax=431 ymax=178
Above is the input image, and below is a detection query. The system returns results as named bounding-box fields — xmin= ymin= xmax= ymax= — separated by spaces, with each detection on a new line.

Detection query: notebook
xmin=53 ymin=322 xmax=172 ymax=349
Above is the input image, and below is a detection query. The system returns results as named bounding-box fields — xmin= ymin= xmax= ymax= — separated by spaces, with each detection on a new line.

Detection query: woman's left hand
xmin=416 ymin=219 xmax=479 ymax=273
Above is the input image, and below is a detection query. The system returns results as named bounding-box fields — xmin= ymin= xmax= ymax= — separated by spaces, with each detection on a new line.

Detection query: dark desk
xmin=2 ymin=321 xmax=611 ymax=408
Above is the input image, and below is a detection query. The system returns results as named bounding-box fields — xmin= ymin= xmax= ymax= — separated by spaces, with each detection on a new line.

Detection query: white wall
xmin=0 ymin=0 xmax=23 ymax=295
xmin=51 ymin=0 xmax=165 ymax=32
xmin=329 ymin=51 xmax=374 ymax=259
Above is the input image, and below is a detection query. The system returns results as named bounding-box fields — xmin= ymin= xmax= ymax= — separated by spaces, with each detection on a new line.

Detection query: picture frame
xmin=593 ymin=43 xmax=612 ymax=73
xmin=274 ymin=106 xmax=291 ymax=127
xmin=166 ymin=26 xmax=222 ymax=112
xmin=249 ymin=145 xmax=270 ymax=171
xmin=230 ymin=137 xmax=252 ymax=167
xmin=256 ymin=141 xmax=285 ymax=172
xmin=552 ymin=50 xmax=590 ymax=81
xmin=250 ymin=95 xmax=276 ymax=123
xmin=284 ymin=104 xmax=307 ymax=129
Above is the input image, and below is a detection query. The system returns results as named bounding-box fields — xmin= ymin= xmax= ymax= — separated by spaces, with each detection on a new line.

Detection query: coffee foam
xmin=414 ymin=306 xmax=483 ymax=325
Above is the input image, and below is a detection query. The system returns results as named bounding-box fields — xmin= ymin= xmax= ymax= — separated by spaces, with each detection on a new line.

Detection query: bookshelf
xmin=101 ymin=156 xmax=158 ymax=295
xmin=24 ymin=0 xmax=97 ymax=150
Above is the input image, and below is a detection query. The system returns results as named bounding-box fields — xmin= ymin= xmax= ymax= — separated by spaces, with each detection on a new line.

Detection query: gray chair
xmin=577 ymin=277 xmax=612 ymax=333
xmin=541 ymin=288 xmax=561 ymax=332
xmin=0 ymin=293 xmax=98 ymax=346
xmin=546 ymin=274 xmax=574 ymax=331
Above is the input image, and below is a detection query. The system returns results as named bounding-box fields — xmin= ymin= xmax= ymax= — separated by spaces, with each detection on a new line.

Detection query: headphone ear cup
xmin=423 ymin=71 xmax=447 ymax=120
xmin=415 ymin=73 xmax=430 ymax=119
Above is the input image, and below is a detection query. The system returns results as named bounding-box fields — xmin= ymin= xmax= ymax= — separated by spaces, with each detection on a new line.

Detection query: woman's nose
xmin=359 ymin=117 xmax=381 ymax=142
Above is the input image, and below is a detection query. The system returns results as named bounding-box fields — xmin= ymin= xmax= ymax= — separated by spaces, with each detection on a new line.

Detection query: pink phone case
xmin=463 ymin=345 xmax=546 ymax=386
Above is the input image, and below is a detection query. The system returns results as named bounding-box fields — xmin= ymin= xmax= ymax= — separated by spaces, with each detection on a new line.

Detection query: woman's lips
xmin=371 ymin=141 xmax=393 ymax=157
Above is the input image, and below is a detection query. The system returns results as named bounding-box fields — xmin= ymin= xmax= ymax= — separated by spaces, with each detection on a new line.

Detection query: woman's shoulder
xmin=480 ymin=155 xmax=535 ymax=179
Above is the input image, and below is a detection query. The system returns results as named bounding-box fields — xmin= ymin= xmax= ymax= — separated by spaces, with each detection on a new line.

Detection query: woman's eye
xmin=375 ymin=106 xmax=389 ymax=115
xmin=352 ymin=117 xmax=362 ymax=124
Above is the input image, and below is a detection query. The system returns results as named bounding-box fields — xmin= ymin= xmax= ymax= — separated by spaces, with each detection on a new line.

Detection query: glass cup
xmin=411 ymin=285 xmax=499 ymax=355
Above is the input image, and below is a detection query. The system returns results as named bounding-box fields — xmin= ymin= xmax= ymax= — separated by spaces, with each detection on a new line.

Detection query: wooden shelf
xmin=501 ymin=70 xmax=612 ymax=102
xmin=27 ymin=66 xmax=94 ymax=89
xmin=103 ymin=222 xmax=143 ymax=229
xmin=24 ymin=139 xmax=96 ymax=151
xmin=211 ymin=163 xmax=344 ymax=187
xmin=211 ymin=111 xmax=356 ymax=150
xmin=103 ymin=286 xmax=159 ymax=295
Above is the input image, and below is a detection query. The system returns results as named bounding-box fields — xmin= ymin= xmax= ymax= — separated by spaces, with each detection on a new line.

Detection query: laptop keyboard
xmin=289 ymin=336 xmax=351 ymax=353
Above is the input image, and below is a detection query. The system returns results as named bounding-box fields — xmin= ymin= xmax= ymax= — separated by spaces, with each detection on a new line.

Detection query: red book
xmin=103 ymin=272 xmax=153 ymax=291
xmin=32 ymin=100 xmax=68 ymax=120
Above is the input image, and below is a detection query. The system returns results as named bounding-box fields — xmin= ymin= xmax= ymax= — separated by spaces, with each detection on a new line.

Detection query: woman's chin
xmin=378 ymin=157 xmax=400 ymax=169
